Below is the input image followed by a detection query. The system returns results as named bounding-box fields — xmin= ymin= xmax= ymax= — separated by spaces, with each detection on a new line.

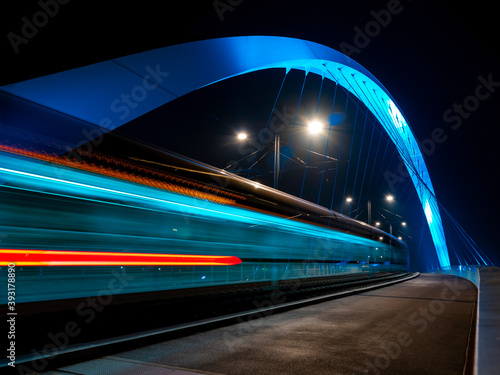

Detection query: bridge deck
xmin=45 ymin=274 xmax=477 ymax=375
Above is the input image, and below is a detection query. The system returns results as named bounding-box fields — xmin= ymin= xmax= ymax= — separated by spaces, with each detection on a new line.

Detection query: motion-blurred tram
xmin=0 ymin=134 xmax=407 ymax=304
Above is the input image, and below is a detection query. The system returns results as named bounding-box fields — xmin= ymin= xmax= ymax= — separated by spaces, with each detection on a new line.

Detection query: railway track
xmin=1 ymin=271 xmax=418 ymax=372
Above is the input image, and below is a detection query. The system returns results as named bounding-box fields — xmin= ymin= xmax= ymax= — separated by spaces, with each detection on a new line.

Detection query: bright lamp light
xmin=308 ymin=120 xmax=323 ymax=134
xmin=237 ymin=132 xmax=248 ymax=140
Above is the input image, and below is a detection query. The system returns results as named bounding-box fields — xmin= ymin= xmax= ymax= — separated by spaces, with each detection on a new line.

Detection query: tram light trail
xmin=0 ymin=249 xmax=242 ymax=267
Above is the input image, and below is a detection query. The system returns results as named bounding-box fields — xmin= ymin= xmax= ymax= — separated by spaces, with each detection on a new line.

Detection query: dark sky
xmin=1 ymin=0 xmax=499 ymax=267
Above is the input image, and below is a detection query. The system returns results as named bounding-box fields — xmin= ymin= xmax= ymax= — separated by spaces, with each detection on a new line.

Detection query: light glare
xmin=308 ymin=120 xmax=323 ymax=134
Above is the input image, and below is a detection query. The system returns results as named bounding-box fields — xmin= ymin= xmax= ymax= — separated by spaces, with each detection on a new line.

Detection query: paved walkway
xmin=43 ymin=274 xmax=476 ymax=375
xmin=476 ymin=267 xmax=500 ymax=375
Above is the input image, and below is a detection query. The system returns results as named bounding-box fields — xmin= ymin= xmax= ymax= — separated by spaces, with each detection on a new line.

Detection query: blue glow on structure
xmin=424 ymin=201 xmax=433 ymax=225
xmin=0 ymin=36 xmax=451 ymax=268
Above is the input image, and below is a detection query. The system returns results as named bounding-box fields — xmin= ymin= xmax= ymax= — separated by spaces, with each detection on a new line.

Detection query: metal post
xmin=367 ymin=200 xmax=371 ymax=225
xmin=389 ymin=224 xmax=393 ymax=266
xmin=407 ymin=245 xmax=410 ymax=271
xmin=274 ymin=133 xmax=280 ymax=190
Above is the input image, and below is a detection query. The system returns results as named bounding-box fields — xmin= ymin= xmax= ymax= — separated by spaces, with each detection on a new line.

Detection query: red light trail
xmin=0 ymin=249 xmax=242 ymax=267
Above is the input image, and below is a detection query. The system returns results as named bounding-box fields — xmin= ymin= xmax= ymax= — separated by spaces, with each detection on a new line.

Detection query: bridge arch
xmin=0 ymin=36 xmax=450 ymax=268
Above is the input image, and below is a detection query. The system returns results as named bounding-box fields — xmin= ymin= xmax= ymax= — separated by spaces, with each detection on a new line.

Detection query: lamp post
xmin=237 ymin=119 xmax=324 ymax=191
xmin=387 ymin=220 xmax=406 ymax=266
xmin=274 ymin=132 xmax=280 ymax=189
xmin=346 ymin=195 xmax=404 ymax=266
xmin=367 ymin=200 xmax=372 ymax=226
xmin=346 ymin=194 xmax=395 ymax=226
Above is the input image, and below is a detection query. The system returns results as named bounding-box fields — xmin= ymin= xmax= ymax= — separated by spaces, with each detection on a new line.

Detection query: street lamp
xmin=237 ymin=132 xmax=248 ymax=140
xmin=386 ymin=220 xmax=407 ymax=265
xmin=346 ymin=195 xmax=396 ymax=226
xmin=236 ymin=130 xmax=280 ymax=188
xmin=237 ymin=119 xmax=325 ymax=190
xmin=387 ymin=220 xmax=407 ymax=236
xmin=308 ymin=120 xmax=323 ymax=134
xmin=346 ymin=194 xmax=404 ymax=266
xmin=369 ymin=194 xmax=395 ymax=225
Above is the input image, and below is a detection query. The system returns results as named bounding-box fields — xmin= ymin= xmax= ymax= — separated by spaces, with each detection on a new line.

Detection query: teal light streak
xmin=0 ymin=151 xmax=386 ymax=249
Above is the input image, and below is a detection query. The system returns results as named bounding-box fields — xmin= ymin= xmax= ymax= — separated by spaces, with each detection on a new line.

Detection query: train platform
xmin=41 ymin=273 xmax=477 ymax=375
xmin=475 ymin=266 xmax=500 ymax=375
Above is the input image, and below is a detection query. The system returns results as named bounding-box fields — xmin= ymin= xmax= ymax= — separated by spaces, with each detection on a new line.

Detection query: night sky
xmin=1 ymin=0 xmax=499 ymax=268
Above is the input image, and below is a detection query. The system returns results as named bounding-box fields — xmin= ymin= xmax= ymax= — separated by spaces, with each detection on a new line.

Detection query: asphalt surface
xmin=48 ymin=274 xmax=477 ymax=375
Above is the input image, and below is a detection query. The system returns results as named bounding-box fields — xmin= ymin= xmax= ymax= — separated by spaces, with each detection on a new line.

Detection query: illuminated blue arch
xmin=0 ymin=36 xmax=450 ymax=268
